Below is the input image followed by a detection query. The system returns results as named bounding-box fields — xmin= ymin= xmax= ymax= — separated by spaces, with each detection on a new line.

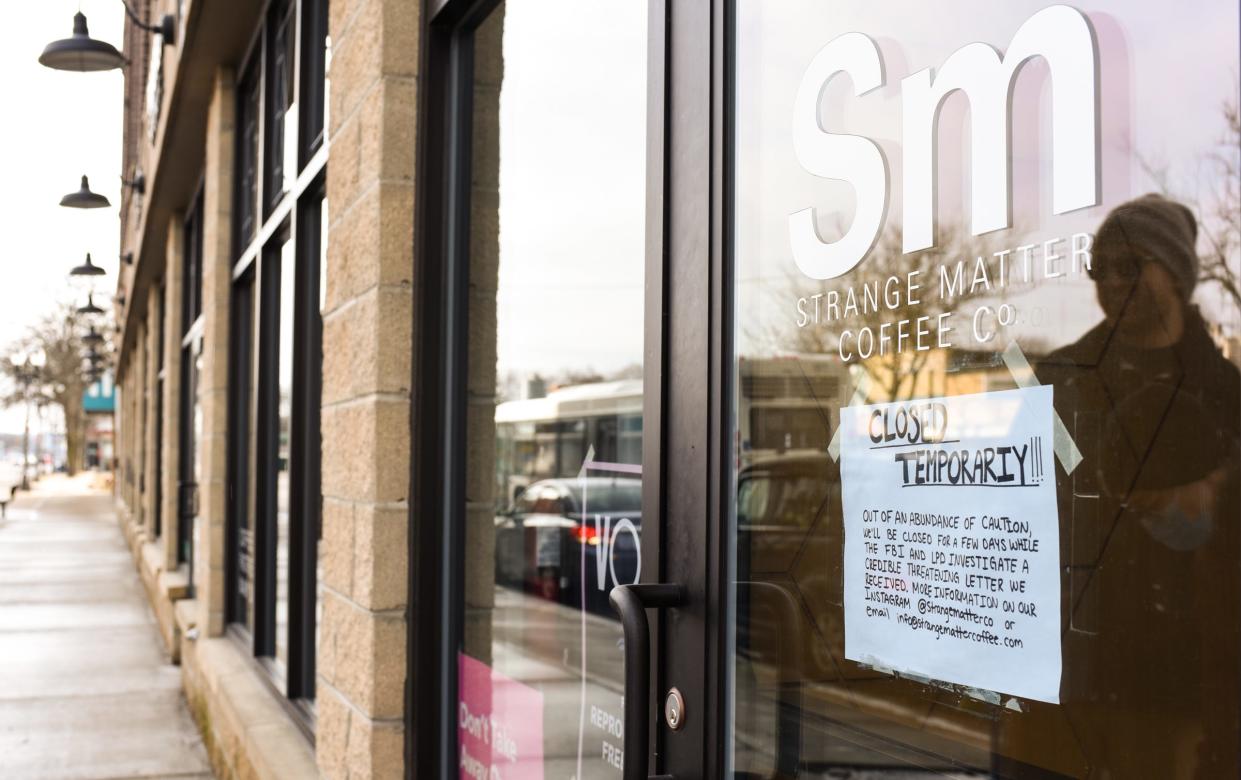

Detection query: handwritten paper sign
xmin=840 ymin=386 xmax=1061 ymax=703
xmin=458 ymin=653 xmax=545 ymax=780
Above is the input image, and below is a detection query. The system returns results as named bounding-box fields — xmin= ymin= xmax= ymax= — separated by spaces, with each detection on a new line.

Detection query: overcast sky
xmin=0 ymin=1 xmax=122 ymax=435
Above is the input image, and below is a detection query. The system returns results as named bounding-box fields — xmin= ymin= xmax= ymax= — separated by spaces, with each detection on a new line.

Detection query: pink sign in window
xmin=458 ymin=652 xmax=545 ymax=780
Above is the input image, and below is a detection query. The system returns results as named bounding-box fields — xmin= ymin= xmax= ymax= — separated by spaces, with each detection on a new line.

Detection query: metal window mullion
xmin=233 ymin=143 xmax=328 ymax=283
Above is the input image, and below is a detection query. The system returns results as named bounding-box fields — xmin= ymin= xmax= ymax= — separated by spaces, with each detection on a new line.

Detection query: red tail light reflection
xmin=572 ymin=523 xmax=601 ymax=545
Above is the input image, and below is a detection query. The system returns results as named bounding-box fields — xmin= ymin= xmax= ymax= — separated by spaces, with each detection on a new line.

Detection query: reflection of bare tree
xmin=770 ymin=223 xmax=1004 ymax=402
xmin=1201 ymin=98 xmax=1240 ymax=308
xmin=1141 ymin=95 xmax=1241 ymax=311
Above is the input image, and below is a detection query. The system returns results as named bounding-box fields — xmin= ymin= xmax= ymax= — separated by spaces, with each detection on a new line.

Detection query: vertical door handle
xmin=610 ymin=583 xmax=687 ymax=780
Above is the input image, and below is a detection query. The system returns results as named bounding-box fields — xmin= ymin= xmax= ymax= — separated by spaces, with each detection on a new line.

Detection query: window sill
xmin=225 ymin=625 xmax=318 ymax=743
xmin=182 ymin=622 xmax=318 ymax=779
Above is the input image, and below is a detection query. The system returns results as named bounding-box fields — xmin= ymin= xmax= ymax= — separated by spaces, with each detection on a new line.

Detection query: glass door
xmin=726 ymin=2 xmax=1241 ymax=778
xmin=452 ymin=0 xmax=650 ymax=770
xmin=413 ymin=1 xmax=657 ymax=777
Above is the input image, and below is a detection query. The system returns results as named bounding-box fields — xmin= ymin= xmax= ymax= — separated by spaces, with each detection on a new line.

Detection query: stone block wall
xmin=317 ymin=0 xmax=419 ymax=776
xmin=192 ymin=67 xmax=236 ymax=639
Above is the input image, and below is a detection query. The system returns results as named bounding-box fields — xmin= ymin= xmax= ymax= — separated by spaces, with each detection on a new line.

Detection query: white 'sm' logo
xmin=790 ymin=4 xmax=1100 ymax=280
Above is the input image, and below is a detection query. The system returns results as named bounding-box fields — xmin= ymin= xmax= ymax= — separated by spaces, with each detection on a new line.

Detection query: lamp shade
xmin=70 ymin=253 xmax=107 ymax=277
xmin=39 ymin=13 xmax=125 ymax=72
xmin=77 ymin=294 xmax=104 ymax=316
xmin=82 ymin=327 xmax=104 ymax=346
xmin=61 ymin=176 xmax=111 ymax=209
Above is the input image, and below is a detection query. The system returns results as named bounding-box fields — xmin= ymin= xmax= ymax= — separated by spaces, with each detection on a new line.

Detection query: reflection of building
xmin=856 ymin=346 xmax=1031 ymax=404
xmin=83 ymin=375 xmax=115 ymax=470
xmin=738 ymin=355 xmax=850 ymax=469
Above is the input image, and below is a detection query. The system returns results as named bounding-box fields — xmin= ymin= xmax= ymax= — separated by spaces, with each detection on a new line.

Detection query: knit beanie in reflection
xmin=1095 ymin=193 xmax=1200 ymax=299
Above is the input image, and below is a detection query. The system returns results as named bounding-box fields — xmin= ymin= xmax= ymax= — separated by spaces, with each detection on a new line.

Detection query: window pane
xmin=266 ymin=0 xmax=297 ymax=208
xmin=730 ymin=3 xmax=1241 ymax=777
xmin=299 ymin=0 xmax=329 ymax=162
xmin=275 ymin=239 xmax=295 ymax=674
xmin=237 ymin=63 xmax=261 ymax=249
xmin=458 ymin=1 xmax=647 ymax=776
xmin=232 ymin=271 xmax=256 ymax=630
xmin=183 ymin=197 xmax=204 ymax=331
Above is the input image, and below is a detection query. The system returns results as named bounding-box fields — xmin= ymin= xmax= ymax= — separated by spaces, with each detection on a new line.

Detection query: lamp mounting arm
xmin=120 ymin=1 xmax=176 ymax=45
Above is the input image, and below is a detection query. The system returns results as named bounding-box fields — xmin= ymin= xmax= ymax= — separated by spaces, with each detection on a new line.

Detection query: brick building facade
xmin=113 ymin=0 xmax=413 ymax=776
xmin=111 ymin=2 xmax=1241 ymax=779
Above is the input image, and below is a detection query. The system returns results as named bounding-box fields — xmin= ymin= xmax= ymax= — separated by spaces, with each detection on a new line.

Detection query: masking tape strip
xmin=827 ymin=368 xmax=872 ymax=462
xmin=1002 ymin=341 xmax=1083 ymax=474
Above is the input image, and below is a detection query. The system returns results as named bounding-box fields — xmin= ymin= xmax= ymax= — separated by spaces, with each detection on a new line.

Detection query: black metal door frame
xmin=655 ymin=1 xmax=729 ymax=776
xmin=407 ymin=0 xmax=728 ymax=776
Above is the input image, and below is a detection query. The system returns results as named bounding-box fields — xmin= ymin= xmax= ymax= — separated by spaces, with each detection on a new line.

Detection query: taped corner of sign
xmin=1001 ymin=340 xmax=1083 ymax=475
xmin=828 ymin=369 xmax=873 ymax=462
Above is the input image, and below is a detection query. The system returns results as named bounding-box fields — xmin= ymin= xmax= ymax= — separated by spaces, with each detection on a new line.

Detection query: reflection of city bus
xmin=737 ymin=356 xmax=849 ymax=470
xmin=495 ymin=379 xmax=642 ymax=508
xmin=493 ymin=358 xmax=851 ymax=503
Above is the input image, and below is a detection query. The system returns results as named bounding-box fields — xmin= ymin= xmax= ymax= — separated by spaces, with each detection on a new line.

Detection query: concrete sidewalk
xmin=0 ymin=474 xmax=213 ymax=779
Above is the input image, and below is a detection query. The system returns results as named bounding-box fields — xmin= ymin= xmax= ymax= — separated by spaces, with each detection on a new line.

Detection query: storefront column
xmin=318 ymin=0 xmax=418 ymax=775
xmin=162 ymin=219 xmax=184 ymax=571
xmin=192 ymin=68 xmax=236 ymax=638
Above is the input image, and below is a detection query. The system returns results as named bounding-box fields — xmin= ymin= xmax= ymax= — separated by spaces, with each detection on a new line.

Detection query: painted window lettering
xmin=789 ymin=4 xmax=1100 ymax=280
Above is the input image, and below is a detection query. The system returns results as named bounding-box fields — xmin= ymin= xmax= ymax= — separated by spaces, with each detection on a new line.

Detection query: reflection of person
xmin=1038 ymin=194 xmax=1240 ymax=778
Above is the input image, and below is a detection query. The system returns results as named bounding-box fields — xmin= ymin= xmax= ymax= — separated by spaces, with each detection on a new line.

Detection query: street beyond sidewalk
xmin=0 ymin=474 xmax=213 ymax=779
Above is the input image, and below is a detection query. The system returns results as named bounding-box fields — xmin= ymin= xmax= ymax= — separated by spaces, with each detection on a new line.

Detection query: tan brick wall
xmin=318 ymin=0 xmax=419 ymax=775
xmin=193 ymin=67 xmax=236 ymax=638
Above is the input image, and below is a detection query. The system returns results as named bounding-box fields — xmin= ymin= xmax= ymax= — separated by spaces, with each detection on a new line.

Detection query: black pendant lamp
xmin=77 ymin=294 xmax=105 ymax=316
xmin=61 ymin=176 xmax=111 ymax=209
xmin=39 ymin=12 xmax=125 ymax=72
xmin=40 ymin=5 xmax=175 ymax=73
xmin=70 ymin=253 xmax=107 ymax=278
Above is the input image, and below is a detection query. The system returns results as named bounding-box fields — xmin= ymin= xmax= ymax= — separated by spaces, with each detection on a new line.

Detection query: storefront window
xmin=456 ymin=1 xmax=647 ymax=775
xmin=265 ymin=0 xmax=297 ymax=209
xmin=237 ymin=61 xmax=261 ymax=249
xmin=179 ymin=191 xmax=204 ymax=582
xmin=730 ymin=2 xmax=1241 ymax=777
xmin=274 ymin=237 xmax=295 ymax=676
xmin=230 ymin=268 xmax=256 ymax=631
xmin=226 ymin=0 xmax=328 ymax=717
xmin=155 ymin=283 xmax=165 ymax=540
